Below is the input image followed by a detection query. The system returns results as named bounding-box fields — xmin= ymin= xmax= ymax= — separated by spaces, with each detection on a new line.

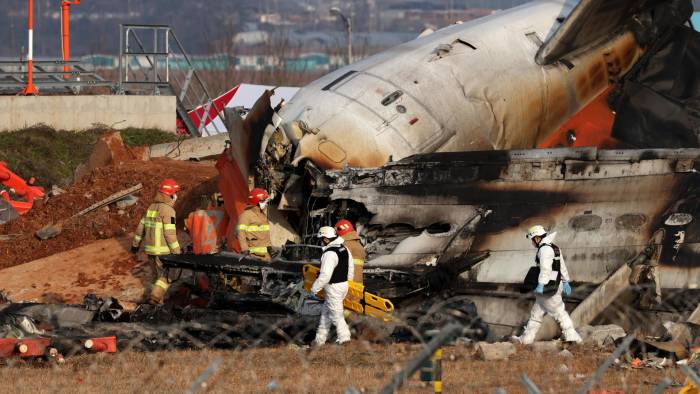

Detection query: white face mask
xmin=172 ymin=194 xmax=178 ymax=202
xmin=259 ymin=201 xmax=267 ymax=210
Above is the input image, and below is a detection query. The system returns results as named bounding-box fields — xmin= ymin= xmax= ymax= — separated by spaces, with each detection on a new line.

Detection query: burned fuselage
xmin=303 ymin=147 xmax=700 ymax=292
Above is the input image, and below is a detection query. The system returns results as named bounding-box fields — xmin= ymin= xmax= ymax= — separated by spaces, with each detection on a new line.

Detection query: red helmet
xmin=335 ymin=219 xmax=354 ymax=236
xmin=248 ymin=188 xmax=269 ymax=206
xmin=159 ymin=179 xmax=180 ymax=197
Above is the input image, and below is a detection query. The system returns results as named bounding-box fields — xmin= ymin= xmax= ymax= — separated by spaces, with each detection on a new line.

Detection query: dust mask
xmin=172 ymin=194 xmax=178 ymax=202
xmin=259 ymin=201 xmax=267 ymax=210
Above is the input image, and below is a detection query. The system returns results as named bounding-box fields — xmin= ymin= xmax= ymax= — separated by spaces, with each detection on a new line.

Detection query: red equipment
xmin=248 ymin=188 xmax=269 ymax=206
xmin=0 ymin=162 xmax=45 ymax=215
xmin=159 ymin=178 xmax=180 ymax=197
xmin=84 ymin=336 xmax=117 ymax=353
xmin=335 ymin=219 xmax=354 ymax=236
xmin=0 ymin=337 xmax=51 ymax=358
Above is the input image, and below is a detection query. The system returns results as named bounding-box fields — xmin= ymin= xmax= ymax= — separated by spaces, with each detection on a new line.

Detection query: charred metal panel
xmin=323 ymin=148 xmax=700 ymax=288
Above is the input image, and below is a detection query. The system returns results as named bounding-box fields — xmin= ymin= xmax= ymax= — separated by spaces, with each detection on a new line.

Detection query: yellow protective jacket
xmin=343 ymin=230 xmax=366 ymax=283
xmin=132 ymin=192 xmax=181 ymax=255
xmin=236 ymin=205 xmax=271 ymax=256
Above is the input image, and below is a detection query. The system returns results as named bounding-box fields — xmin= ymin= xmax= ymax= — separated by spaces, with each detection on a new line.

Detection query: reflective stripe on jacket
xmin=132 ymin=192 xmax=181 ymax=256
xmin=343 ymin=231 xmax=366 ymax=265
xmin=236 ymin=205 xmax=271 ymax=256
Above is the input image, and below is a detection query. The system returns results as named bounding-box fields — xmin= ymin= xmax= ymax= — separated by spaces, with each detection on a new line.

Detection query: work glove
xmin=305 ymin=291 xmax=321 ymax=301
xmin=130 ymin=246 xmax=139 ymax=254
xmin=563 ymin=281 xmax=572 ymax=296
xmin=534 ymin=283 xmax=544 ymax=295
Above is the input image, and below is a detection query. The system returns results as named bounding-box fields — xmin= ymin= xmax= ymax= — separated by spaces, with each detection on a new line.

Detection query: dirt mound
xmin=0 ymin=159 xmax=218 ymax=268
xmin=74 ymin=132 xmax=148 ymax=181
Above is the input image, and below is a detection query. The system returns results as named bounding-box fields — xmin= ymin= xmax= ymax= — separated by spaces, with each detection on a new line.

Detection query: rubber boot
xmin=149 ymin=277 xmax=169 ymax=305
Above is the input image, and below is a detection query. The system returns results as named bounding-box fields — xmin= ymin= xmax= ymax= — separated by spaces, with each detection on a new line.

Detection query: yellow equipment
xmin=302 ymin=264 xmax=394 ymax=321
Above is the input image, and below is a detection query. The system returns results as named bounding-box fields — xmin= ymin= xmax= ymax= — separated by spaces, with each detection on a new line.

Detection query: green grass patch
xmin=0 ymin=126 xmax=106 ymax=187
xmin=120 ymin=128 xmax=181 ymax=147
xmin=0 ymin=126 xmax=182 ymax=187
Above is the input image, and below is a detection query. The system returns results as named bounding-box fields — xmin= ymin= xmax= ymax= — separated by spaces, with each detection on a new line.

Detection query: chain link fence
xmin=0 ymin=285 xmax=697 ymax=393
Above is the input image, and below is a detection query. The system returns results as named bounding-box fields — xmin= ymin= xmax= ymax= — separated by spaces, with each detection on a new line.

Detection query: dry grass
xmin=0 ymin=343 xmax=686 ymax=393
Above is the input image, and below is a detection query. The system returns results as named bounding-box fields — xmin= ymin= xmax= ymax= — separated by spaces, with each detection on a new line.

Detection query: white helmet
xmin=526 ymin=225 xmax=547 ymax=239
xmin=317 ymin=226 xmax=337 ymax=239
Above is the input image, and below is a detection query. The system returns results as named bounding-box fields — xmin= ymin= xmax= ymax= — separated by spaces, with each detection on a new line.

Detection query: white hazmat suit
xmin=311 ymin=237 xmax=354 ymax=345
xmin=520 ymin=232 xmax=582 ymax=344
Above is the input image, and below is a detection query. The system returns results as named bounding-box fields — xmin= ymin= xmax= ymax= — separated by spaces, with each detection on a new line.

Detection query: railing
xmin=117 ymin=24 xmax=226 ymax=137
xmin=0 ymin=59 xmax=112 ymax=94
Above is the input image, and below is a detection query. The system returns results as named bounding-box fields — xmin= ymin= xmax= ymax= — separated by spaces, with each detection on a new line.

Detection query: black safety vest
xmin=536 ymin=243 xmax=561 ymax=272
xmin=522 ymin=243 xmax=562 ymax=295
xmin=324 ymin=244 xmax=350 ymax=284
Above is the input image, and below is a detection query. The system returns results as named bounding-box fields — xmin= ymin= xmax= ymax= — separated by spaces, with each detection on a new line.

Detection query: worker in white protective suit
xmin=310 ymin=226 xmax=354 ymax=346
xmin=516 ymin=225 xmax=582 ymax=344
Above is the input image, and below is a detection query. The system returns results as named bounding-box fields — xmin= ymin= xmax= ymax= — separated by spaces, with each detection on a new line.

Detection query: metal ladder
xmin=116 ymin=24 xmax=227 ymax=137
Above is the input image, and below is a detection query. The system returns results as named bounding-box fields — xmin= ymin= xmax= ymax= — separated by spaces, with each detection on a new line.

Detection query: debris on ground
xmin=35 ymin=183 xmax=143 ymax=240
xmin=579 ymin=325 xmax=626 ymax=347
xmin=559 ymin=349 xmax=574 ymax=358
xmin=531 ymin=340 xmax=561 ymax=353
xmin=116 ymin=195 xmax=139 ymax=209
xmin=476 ymin=341 xmax=516 ymax=361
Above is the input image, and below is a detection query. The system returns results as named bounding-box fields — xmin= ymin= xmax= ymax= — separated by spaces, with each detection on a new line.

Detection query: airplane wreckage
xmin=4 ymin=0 xmax=700 ymax=351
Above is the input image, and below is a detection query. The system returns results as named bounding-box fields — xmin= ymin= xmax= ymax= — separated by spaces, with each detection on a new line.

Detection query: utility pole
xmin=330 ymin=7 xmax=352 ymax=65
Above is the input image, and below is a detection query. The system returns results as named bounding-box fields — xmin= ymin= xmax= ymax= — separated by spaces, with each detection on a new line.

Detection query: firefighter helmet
xmin=159 ymin=179 xmax=180 ymax=197
xmin=248 ymin=188 xmax=270 ymax=206
xmin=334 ymin=219 xmax=354 ymax=236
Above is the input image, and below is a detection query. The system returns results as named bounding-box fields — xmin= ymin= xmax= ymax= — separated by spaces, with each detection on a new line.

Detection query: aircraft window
xmin=615 ymin=213 xmax=647 ymax=231
xmin=396 ymin=105 xmax=407 ymax=113
xmin=321 ymin=70 xmax=357 ymax=91
xmin=381 ymin=90 xmax=403 ymax=106
xmin=569 ymin=214 xmax=602 ymax=232
xmin=453 ymin=38 xmax=477 ymax=50
xmin=426 ymin=223 xmax=451 ymax=234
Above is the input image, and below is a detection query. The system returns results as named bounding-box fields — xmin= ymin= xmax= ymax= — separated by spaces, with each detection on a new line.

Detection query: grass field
xmin=0 ymin=342 xmax=686 ymax=393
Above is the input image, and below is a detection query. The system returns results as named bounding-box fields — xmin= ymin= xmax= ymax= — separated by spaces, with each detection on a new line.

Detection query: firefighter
xmin=311 ymin=226 xmax=354 ymax=346
xmin=185 ymin=193 xmax=228 ymax=255
xmin=131 ymin=179 xmax=182 ymax=305
xmin=237 ymin=188 xmax=272 ymax=260
xmin=516 ymin=225 xmax=582 ymax=344
xmin=335 ymin=219 xmax=365 ymax=284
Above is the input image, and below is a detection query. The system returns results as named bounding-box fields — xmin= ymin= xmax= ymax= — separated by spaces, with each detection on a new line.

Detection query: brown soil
xmin=0 ymin=344 xmax=685 ymax=393
xmin=0 ymin=159 xmax=218 ymax=268
xmin=0 ymin=238 xmax=151 ymax=304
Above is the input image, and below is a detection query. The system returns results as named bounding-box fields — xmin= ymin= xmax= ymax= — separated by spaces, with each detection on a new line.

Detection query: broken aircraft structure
xmin=200 ymin=0 xmax=700 ymax=337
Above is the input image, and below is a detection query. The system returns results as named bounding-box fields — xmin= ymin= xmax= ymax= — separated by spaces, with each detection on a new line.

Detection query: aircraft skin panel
xmin=279 ymin=1 xmax=643 ymax=170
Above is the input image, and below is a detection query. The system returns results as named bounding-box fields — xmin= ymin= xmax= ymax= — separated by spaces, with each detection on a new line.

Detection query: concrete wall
xmin=0 ymin=95 xmax=176 ymax=132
